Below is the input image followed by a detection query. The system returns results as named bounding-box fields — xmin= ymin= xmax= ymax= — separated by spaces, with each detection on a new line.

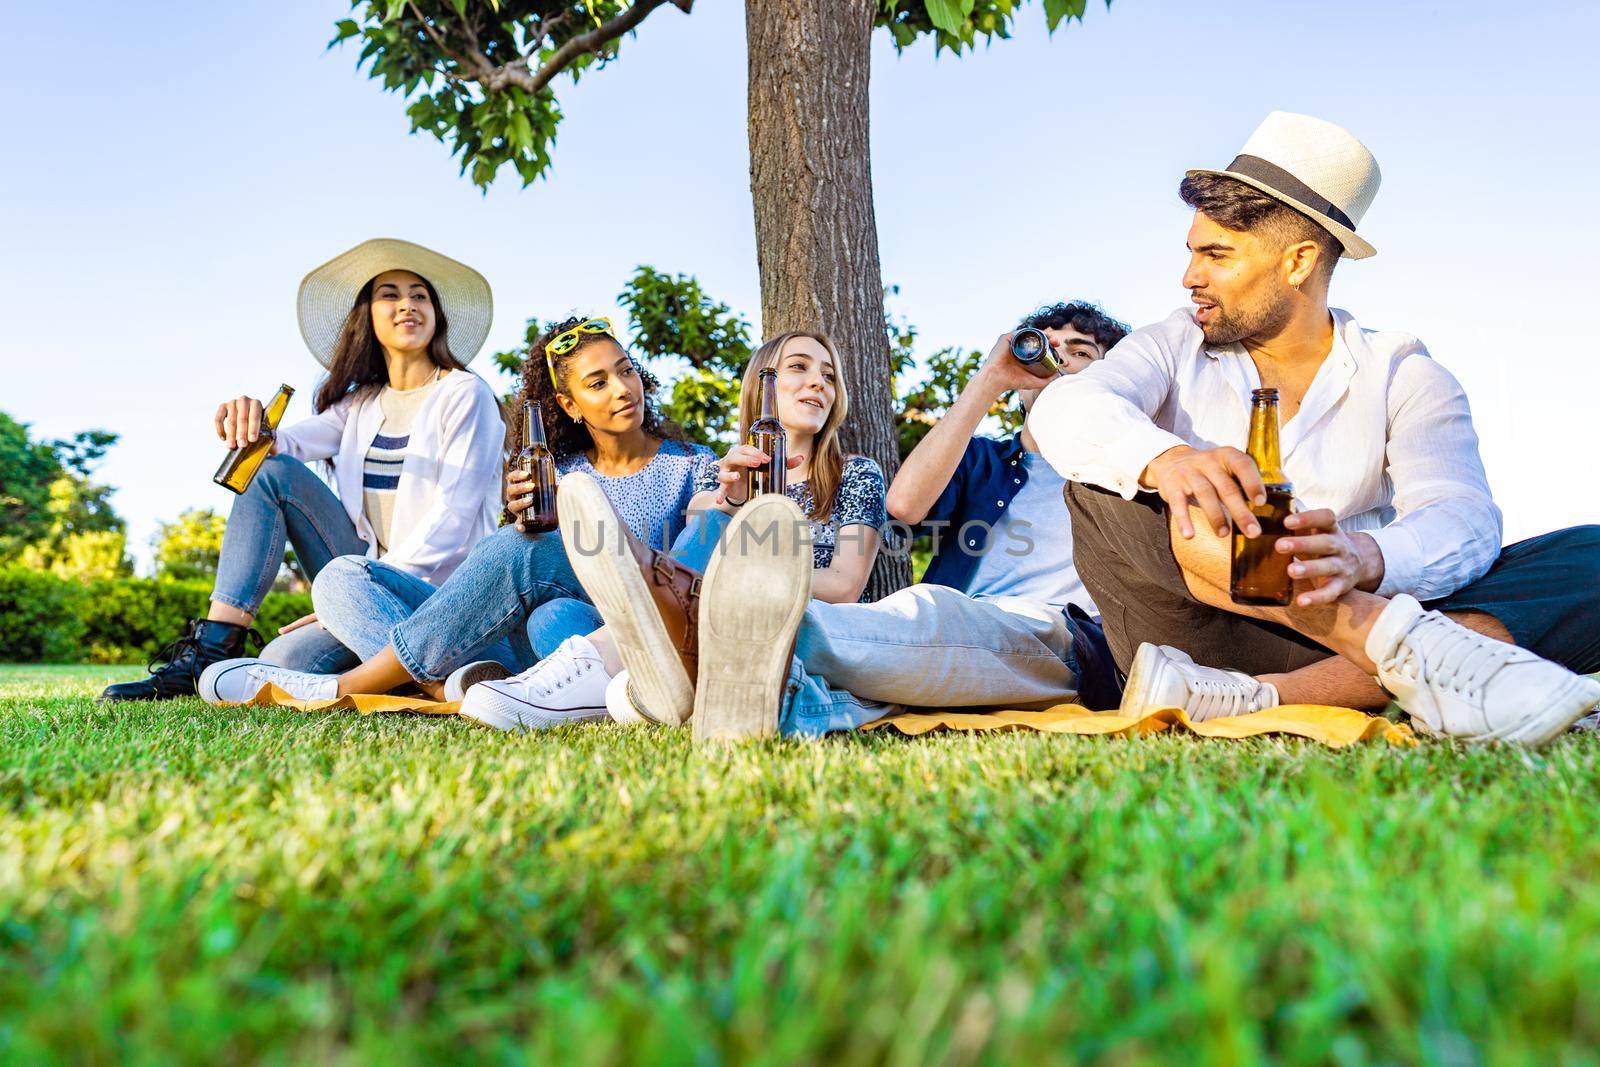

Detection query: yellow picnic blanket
xmin=862 ymin=703 xmax=1416 ymax=748
xmin=235 ymin=684 xmax=1415 ymax=748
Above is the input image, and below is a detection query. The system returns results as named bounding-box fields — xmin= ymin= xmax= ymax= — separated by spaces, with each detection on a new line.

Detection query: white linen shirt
xmin=273 ymin=368 xmax=504 ymax=586
xmin=1028 ymin=307 xmax=1503 ymax=601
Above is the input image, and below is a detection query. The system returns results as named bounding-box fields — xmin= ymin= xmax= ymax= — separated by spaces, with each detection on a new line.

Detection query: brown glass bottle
xmin=214 ymin=384 xmax=293 ymax=494
xmin=746 ymin=367 xmax=787 ymax=499
xmin=515 ymin=400 xmax=559 ymax=533
xmin=1229 ymin=387 xmax=1295 ymax=606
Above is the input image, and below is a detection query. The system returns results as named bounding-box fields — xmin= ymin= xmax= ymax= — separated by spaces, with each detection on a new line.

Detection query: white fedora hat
xmin=1187 ymin=111 xmax=1381 ymax=260
xmin=296 ymin=238 xmax=494 ymax=368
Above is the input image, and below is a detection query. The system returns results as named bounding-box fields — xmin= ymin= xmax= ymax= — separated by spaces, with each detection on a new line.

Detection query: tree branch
xmin=503 ymin=0 xmax=692 ymax=94
xmin=407 ymin=1 xmax=495 ymax=80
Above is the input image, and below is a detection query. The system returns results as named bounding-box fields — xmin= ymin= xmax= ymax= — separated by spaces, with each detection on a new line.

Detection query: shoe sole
xmin=459 ymin=687 xmax=607 ymax=732
xmin=558 ymin=473 xmax=693 ymax=726
xmin=693 ymin=495 xmax=811 ymax=743
xmin=1496 ymin=673 xmax=1600 ymax=747
xmin=444 ymin=660 xmax=513 ymax=702
xmin=1117 ymin=642 xmax=1168 ymax=718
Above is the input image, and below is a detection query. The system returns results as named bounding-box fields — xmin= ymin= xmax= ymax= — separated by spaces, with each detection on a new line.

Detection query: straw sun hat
xmin=296 ymin=238 xmax=494 ymax=368
xmin=1187 ymin=111 xmax=1382 ymax=260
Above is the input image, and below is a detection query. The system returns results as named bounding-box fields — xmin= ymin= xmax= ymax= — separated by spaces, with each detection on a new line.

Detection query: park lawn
xmin=2 ymin=666 xmax=1599 ymax=1065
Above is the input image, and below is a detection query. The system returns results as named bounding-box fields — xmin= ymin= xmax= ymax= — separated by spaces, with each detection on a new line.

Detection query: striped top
xmin=363 ymin=376 xmax=442 ymax=554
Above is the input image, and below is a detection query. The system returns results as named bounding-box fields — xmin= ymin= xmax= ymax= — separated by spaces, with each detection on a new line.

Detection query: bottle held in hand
xmin=746 ymin=366 xmax=788 ymax=499
xmin=214 ymin=384 xmax=293 ymax=494
xmin=1230 ymin=387 xmax=1295 ymax=606
xmin=516 ymin=399 xmax=559 ymax=533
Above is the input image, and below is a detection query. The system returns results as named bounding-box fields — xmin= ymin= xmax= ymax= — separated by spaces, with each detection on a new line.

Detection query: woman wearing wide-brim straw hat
xmin=102 ymin=238 xmax=507 ymax=704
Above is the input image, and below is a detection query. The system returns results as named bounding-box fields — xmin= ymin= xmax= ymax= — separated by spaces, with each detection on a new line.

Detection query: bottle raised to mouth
xmin=515 ymin=399 xmax=559 ymax=533
xmin=746 ymin=366 xmax=788 ymax=499
xmin=214 ymin=384 xmax=293 ymax=495
xmin=1229 ymin=387 xmax=1295 ymax=607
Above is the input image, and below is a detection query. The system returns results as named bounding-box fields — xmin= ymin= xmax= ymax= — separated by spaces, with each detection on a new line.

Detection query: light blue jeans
xmin=212 ymin=454 xmax=367 ymax=673
xmin=314 ymin=523 xmax=574 ymax=682
xmin=792 ymin=587 xmax=1080 ymax=720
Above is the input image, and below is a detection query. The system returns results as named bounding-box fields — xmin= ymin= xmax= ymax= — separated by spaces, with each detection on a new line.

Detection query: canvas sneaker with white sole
xmin=1118 ymin=643 xmax=1281 ymax=722
xmin=1366 ymin=595 xmax=1600 ymax=746
xmin=442 ymin=660 xmax=513 ymax=702
xmin=199 ymin=658 xmax=340 ymax=706
xmin=693 ymin=494 xmax=812 ymax=743
xmin=457 ymin=635 xmax=611 ymax=732
xmin=603 ymin=670 xmax=653 ymax=726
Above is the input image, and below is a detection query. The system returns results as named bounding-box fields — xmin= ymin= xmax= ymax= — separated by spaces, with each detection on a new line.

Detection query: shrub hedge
xmin=0 ymin=566 xmax=311 ymax=664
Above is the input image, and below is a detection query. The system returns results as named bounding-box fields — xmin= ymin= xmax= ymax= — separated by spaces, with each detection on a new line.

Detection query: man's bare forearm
xmin=887 ymin=368 xmax=1006 ymax=524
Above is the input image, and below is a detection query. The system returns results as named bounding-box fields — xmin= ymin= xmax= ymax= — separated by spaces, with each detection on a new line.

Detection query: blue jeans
xmin=790 ymin=586 xmax=1082 ymax=734
xmin=314 ymin=523 xmax=579 ymax=682
xmin=213 ymin=454 xmax=368 ymax=672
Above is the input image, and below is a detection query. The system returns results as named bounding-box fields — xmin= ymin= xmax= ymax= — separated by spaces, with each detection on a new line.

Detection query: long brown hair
xmin=313 ymin=274 xmax=468 ymax=413
xmin=509 ymin=315 xmax=678 ymax=461
xmin=739 ymin=331 xmax=850 ymax=522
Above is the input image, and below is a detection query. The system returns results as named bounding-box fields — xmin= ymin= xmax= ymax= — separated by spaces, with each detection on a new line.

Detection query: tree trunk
xmin=745 ymin=0 xmax=910 ymax=600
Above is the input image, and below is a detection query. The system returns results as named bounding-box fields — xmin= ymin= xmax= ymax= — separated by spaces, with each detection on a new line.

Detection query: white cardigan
xmin=274 ymin=369 xmax=504 ymax=586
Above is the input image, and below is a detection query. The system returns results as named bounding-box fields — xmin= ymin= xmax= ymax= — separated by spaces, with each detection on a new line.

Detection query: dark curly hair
xmin=509 ymin=315 xmax=678 ymax=460
xmin=1178 ymin=173 xmax=1341 ymax=283
xmin=1019 ymin=301 xmax=1131 ymax=352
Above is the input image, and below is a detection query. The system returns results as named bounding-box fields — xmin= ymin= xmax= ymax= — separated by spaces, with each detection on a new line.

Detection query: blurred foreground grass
xmin=3 ymin=664 xmax=1599 ymax=1064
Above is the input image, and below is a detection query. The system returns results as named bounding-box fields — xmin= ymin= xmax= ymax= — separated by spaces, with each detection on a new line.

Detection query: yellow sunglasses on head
xmin=543 ymin=316 xmax=617 ymax=388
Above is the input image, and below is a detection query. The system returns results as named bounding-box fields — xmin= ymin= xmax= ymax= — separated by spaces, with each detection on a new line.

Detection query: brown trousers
xmin=1064 ymin=481 xmax=1329 ymax=676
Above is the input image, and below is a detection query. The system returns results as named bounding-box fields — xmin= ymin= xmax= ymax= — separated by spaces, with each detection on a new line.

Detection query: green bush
xmin=0 ymin=567 xmax=87 ymax=662
xmin=0 ymin=566 xmax=311 ymax=664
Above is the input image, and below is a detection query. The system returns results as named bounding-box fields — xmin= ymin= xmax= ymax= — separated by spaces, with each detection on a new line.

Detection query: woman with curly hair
xmin=196 ymin=315 xmax=714 ymax=704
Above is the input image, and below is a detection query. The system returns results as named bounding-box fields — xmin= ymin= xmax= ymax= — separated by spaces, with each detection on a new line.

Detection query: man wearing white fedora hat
xmin=1031 ymin=111 xmax=1600 ymax=744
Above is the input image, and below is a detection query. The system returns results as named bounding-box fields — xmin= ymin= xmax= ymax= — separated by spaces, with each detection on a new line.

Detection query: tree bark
xmin=745 ymin=0 xmax=910 ymax=599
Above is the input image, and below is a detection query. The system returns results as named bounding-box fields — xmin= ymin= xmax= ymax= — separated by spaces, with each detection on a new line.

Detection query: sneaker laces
xmin=522 ymin=648 xmax=595 ymax=699
xmin=1187 ymin=675 xmax=1263 ymax=719
xmin=1386 ymin=613 xmax=1517 ymax=700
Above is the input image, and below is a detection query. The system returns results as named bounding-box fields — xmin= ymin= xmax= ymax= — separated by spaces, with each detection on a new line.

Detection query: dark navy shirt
xmin=917 ymin=432 xmax=1032 ymax=592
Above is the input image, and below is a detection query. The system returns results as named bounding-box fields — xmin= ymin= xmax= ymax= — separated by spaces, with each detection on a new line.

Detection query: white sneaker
xmin=1119 ymin=643 xmax=1281 ymax=722
xmin=1366 ymin=595 xmax=1600 ymax=746
xmin=199 ymin=658 xmax=339 ymax=706
xmin=604 ymin=670 xmax=652 ymax=726
xmin=442 ymin=660 xmax=513 ymax=702
xmin=458 ymin=635 xmax=611 ymax=732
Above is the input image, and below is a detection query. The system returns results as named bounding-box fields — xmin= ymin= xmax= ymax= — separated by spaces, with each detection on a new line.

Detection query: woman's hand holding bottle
xmin=506 ymin=468 xmax=537 ymax=531
xmin=214 ymin=395 xmax=268 ymax=452
xmin=711 ymin=445 xmax=805 ymax=509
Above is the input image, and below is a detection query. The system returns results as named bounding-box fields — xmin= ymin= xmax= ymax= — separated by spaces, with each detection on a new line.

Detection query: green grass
xmin=3 ymin=665 xmax=1600 ymax=1065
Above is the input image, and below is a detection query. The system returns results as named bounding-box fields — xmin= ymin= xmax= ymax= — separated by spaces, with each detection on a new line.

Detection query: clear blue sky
xmin=5 ymin=0 xmax=1597 ymax=571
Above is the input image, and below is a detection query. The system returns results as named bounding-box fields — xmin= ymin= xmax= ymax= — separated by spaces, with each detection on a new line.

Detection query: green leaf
xmin=922 ymin=0 xmax=967 ymax=34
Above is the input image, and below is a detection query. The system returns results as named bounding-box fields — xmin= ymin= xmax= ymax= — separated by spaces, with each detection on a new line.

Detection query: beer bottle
xmin=746 ymin=367 xmax=788 ymax=499
xmin=213 ymin=384 xmax=293 ymax=494
xmin=515 ymin=399 xmax=559 ymax=533
xmin=1229 ymin=387 xmax=1295 ymax=606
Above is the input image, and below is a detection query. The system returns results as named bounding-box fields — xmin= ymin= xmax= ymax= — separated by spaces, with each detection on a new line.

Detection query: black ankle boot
xmin=99 ymin=619 xmax=259 ymax=702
